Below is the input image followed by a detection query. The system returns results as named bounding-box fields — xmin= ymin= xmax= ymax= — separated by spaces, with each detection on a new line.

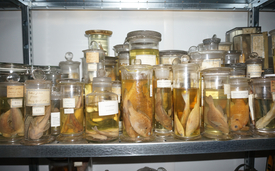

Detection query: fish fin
xmin=216 ymin=105 xmax=225 ymax=116
xmin=43 ymin=122 xmax=50 ymax=132
xmin=182 ymin=92 xmax=189 ymax=105
xmin=205 ymin=95 xmax=213 ymax=105
xmin=211 ymin=121 xmax=222 ymax=127
xmin=24 ymin=116 xmax=33 ymax=138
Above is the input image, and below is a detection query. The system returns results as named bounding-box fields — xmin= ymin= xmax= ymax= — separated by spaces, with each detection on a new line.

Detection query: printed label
xmin=252 ymin=35 xmax=264 ymax=58
xmin=88 ymin=64 xmax=97 ymax=71
xmin=150 ymin=84 xmax=153 ymax=97
xmin=32 ymin=106 xmax=45 ymax=116
xmin=86 ymin=52 xmax=99 ymax=63
xmin=51 ymin=112 xmax=60 ymax=127
xmin=205 ymin=91 xmax=219 ymax=99
xmin=98 ymin=100 xmax=118 ymax=116
xmin=10 ymin=99 xmax=23 ymax=108
xmin=136 ymin=55 xmax=156 ymax=65
xmin=112 ymin=87 xmax=121 ymax=103
xmin=201 ymin=59 xmax=221 ymax=70
xmin=7 ymin=86 xmax=23 ymax=98
xmin=271 ymin=80 xmax=275 ymax=92
xmin=247 ymin=64 xmax=262 ymax=78
xmin=26 ymin=89 xmax=50 ymax=106
xmin=64 ymin=108 xmax=74 ymax=114
xmin=63 ymin=98 xmax=75 ymax=108
xmin=231 ymin=91 xmax=248 ymax=99
xmin=224 ymin=84 xmax=231 ymax=99
xmin=248 ymin=94 xmax=255 ymax=120
xmin=157 ymin=80 xmax=171 ymax=88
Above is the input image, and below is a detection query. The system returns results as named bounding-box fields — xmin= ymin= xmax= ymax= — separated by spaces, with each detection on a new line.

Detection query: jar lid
xmin=199 ymin=50 xmax=226 ymax=59
xmin=126 ymin=30 xmax=162 ymax=42
xmin=251 ymin=77 xmax=274 ymax=84
xmin=230 ymin=63 xmax=246 ymax=69
xmin=172 ymin=63 xmax=199 ymax=72
xmin=85 ymin=29 xmax=113 ymax=36
xmin=202 ymin=67 xmax=231 ymax=75
xmin=153 ymin=64 xmax=171 ymax=79
xmin=245 ymin=52 xmax=263 ymax=64
xmin=113 ymin=44 xmax=130 ymax=53
xmin=59 ymin=52 xmax=80 ymax=66
xmin=230 ymin=77 xmax=249 ymax=85
xmin=159 ymin=50 xmax=187 ymax=56
xmin=0 ymin=62 xmax=28 ymax=73
xmin=203 ymin=34 xmax=221 ymax=45
xmin=59 ymin=79 xmax=82 ymax=85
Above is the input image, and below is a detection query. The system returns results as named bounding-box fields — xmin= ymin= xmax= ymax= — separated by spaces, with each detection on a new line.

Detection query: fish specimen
xmin=186 ymin=102 xmax=200 ymax=136
xmin=155 ymin=88 xmax=172 ymax=130
xmin=27 ymin=106 xmax=51 ymax=140
xmin=230 ymin=99 xmax=249 ymax=131
xmin=205 ymin=95 xmax=229 ymax=134
xmin=180 ymin=92 xmax=190 ymax=128
xmin=92 ymin=126 xmax=119 ymax=138
xmin=174 ymin=114 xmax=184 ymax=136
xmin=256 ymin=103 xmax=275 ymax=129
xmin=127 ymin=100 xmax=151 ymax=137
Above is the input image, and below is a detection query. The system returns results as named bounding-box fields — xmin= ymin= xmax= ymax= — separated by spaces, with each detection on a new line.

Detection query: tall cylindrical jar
xmin=23 ymin=71 xmax=53 ymax=145
xmin=153 ymin=64 xmax=173 ymax=136
xmin=85 ymin=30 xmax=112 ymax=55
xmin=202 ymin=67 xmax=231 ymax=140
xmin=113 ymin=44 xmax=130 ymax=81
xmin=0 ymin=74 xmax=24 ymax=143
xmin=57 ymin=80 xmax=84 ymax=142
xmin=230 ymin=78 xmax=251 ymax=137
xmin=120 ymin=60 xmax=154 ymax=142
xmin=59 ymin=52 xmax=80 ymax=81
xmin=126 ymin=30 xmax=161 ymax=65
xmin=173 ymin=63 xmax=200 ymax=140
xmin=85 ymin=75 xmax=119 ymax=142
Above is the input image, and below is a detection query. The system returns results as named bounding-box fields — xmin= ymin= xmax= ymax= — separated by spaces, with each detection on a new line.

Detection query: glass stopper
xmin=6 ymin=73 xmax=20 ymax=82
xmin=32 ymin=69 xmax=46 ymax=80
xmin=65 ymin=52 xmax=73 ymax=61
xmin=97 ymin=68 xmax=106 ymax=77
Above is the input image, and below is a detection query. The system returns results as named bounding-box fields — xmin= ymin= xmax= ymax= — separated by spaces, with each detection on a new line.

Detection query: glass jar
xmin=270 ymin=29 xmax=275 ymax=50
xmin=85 ymin=73 xmax=119 ymax=143
xmin=0 ymin=73 xmax=24 ymax=143
xmin=85 ymin=30 xmax=112 ymax=55
xmin=112 ymin=80 xmax=122 ymax=133
xmin=120 ymin=60 xmax=154 ymax=142
xmin=202 ymin=35 xmax=221 ymax=50
xmin=230 ymin=78 xmax=251 ymax=137
xmin=173 ymin=63 xmax=200 ymax=140
xmin=233 ymin=34 xmax=251 ymax=63
xmin=245 ymin=53 xmax=263 ymax=78
xmin=252 ymin=78 xmax=275 ymax=136
xmin=0 ymin=63 xmax=30 ymax=82
xmin=202 ymin=67 xmax=231 ymax=140
xmin=23 ymin=70 xmax=53 ymax=145
xmin=126 ymin=30 xmax=161 ymax=65
xmin=230 ymin=63 xmax=246 ymax=78
xmin=82 ymin=41 xmax=105 ymax=83
xmin=224 ymin=50 xmax=242 ymax=66
xmin=105 ymin=56 xmax=117 ymax=81
xmin=57 ymin=80 xmax=84 ymax=142
xmin=218 ymin=42 xmax=232 ymax=51
xmin=199 ymin=50 xmax=226 ymax=70
xmin=153 ymin=64 xmax=173 ymax=137
xmin=159 ymin=50 xmax=187 ymax=64
xmin=59 ymin=52 xmax=80 ymax=81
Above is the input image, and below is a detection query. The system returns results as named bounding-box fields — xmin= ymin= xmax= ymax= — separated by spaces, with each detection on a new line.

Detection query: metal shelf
xmin=1 ymin=136 xmax=275 ymax=158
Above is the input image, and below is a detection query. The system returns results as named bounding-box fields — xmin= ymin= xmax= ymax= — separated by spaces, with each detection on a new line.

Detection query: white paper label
xmin=248 ymin=94 xmax=255 ymax=120
xmin=88 ymin=63 xmax=97 ymax=71
xmin=247 ymin=64 xmax=262 ymax=78
xmin=64 ymin=108 xmax=74 ymax=114
xmin=10 ymin=99 xmax=23 ymax=108
xmin=112 ymin=87 xmax=121 ymax=103
xmin=63 ymin=98 xmax=75 ymax=108
xmin=150 ymin=84 xmax=153 ymax=97
xmin=273 ymin=93 xmax=275 ymax=101
xmin=157 ymin=80 xmax=171 ymax=88
xmin=224 ymin=84 xmax=230 ymax=99
xmin=231 ymin=91 xmax=248 ymax=99
xmin=51 ymin=112 xmax=60 ymax=127
xmin=201 ymin=59 xmax=221 ymax=70
xmin=32 ymin=106 xmax=45 ymax=116
xmin=98 ymin=100 xmax=118 ymax=116
xmin=136 ymin=55 xmax=156 ymax=65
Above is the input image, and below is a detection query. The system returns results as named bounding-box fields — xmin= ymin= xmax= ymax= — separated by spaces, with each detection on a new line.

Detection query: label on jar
xmin=63 ymin=98 xmax=75 ymax=108
xmin=231 ymin=91 xmax=248 ymax=99
xmin=51 ymin=112 xmax=60 ymax=127
xmin=112 ymin=87 xmax=121 ymax=103
xmin=64 ymin=108 xmax=74 ymax=114
xmin=86 ymin=52 xmax=99 ymax=63
xmin=157 ymin=80 xmax=171 ymax=88
xmin=26 ymin=89 xmax=50 ymax=106
xmin=224 ymin=84 xmax=231 ymax=99
xmin=248 ymin=94 xmax=255 ymax=120
xmin=247 ymin=64 xmax=262 ymax=78
xmin=98 ymin=100 xmax=118 ymax=116
xmin=271 ymin=80 xmax=275 ymax=92
xmin=10 ymin=99 xmax=23 ymax=108
xmin=205 ymin=91 xmax=219 ymax=99
xmin=32 ymin=106 xmax=45 ymax=116
xmin=201 ymin=59 xmax=221 ymax=70
xmin=273 ymin=93 xmax=275 ymax=101
xmin=7 ymin=86 xmax=24 ymax=98
xmin=88 ymin=63 xmax=97 ymax=71
xmin=136 ymin=55 xmax=156 ymax=65
xmin=150 ymin=84 xmax=153 ymax=97
xmin=252 ymin=35 xmax=264 ymax=58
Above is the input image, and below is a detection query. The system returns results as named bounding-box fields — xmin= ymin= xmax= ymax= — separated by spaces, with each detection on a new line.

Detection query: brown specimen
xmin=230 ymin=99 xmax=249 ymax=131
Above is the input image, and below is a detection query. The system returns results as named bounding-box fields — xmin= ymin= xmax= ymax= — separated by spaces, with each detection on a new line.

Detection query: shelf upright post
xmin=244 ymin=151 xmax=255 ymax=170
xmin=248 ymin=7 xmax=259 ymax=27
xmin=21 ymin=2 xmax=32 ymax=65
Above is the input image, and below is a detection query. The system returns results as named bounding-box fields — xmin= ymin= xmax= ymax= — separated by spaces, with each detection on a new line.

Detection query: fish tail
xmin=205 ymin=95 xmax=213 ymax=105
xmin=182 ymin=92 xmax=189 ymax=105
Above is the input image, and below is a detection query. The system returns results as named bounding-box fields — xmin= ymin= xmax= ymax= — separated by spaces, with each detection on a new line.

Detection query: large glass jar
xmin=85 ymin=74 xmax=119 ymax=143
xmin=0 ymin=74 xmax=24 ymax=143
xmin=159 ymin=50 xmax=187 ymax=64
xmin=120 ymin=60 xmax=154 ymax=142
xmin=57 ymin=80 xmax=84 ymax=142
xmin=173 ymin=63 xmax=200 ymax=140
xmin=85 ymin=30 xmax=112 ymax=55
xmin=202 ymin=67 xmax=231 ymax=140
xmin=245 ymin=53 xmax=263 ymax=78
xmin=224 ymin=50 xmax=242 ymax=66
xmin=126 ymin=30 xmax=161 ymax=65
xmin=252 ymin=78 xmax=275 ymax=136
xmin=59 ymin=52 xmax=80 ymax=81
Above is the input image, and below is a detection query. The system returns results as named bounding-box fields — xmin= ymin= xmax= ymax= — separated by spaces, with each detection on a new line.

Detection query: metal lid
xmin=203 ymin=34 xmax=221 ymax=45
xmin=159 ymin=50 xmax=187 ymax=56
xmin=126 ymin=30 xmax=162 ymax=42
xmin=85 ymin=30 xmax=112 ymax=36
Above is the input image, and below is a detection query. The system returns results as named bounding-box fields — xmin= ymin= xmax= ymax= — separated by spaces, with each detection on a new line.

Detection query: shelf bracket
xmin=21 ymin=2 xmax=32 ymax=65
xmin=244 ymin=151 xmax=255 ymax=170
xmin=248 ymin=7 xmax=259 ymax=27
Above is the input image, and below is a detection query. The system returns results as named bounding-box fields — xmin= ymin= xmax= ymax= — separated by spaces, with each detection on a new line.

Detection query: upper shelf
xmin=1 ymin=0 xmax=275 ymax=11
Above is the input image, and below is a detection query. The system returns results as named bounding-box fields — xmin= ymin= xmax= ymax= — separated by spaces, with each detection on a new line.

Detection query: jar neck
xmin=92 ymin=86 xmax=112 ymax=92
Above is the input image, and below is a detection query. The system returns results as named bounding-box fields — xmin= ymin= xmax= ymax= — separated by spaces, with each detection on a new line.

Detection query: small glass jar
xmin=233 ymin=34 xmax=251 ymax=63
xmin=0 ymin=74 xmax=24 ymax=143
xmin=105 ymin=56 xmax=117 ymax=81
xmin=224 ymin=50 xmax=242 ymax=66
xmin=57 ymin=80 xmax=84 ymax=142
xmin=230 ymin=63 xmax=246 ymax=78
xmin=245 ymin=53 xmax=263 ymax=78
xmin=230 ymin=78 xmax=251 ymax=137
xmin=202 ymin=67 xmax=231 ymax=140
xmin=199 ymin=50 xmax=226 ymax=70
xmin=252 ymin=78 xmax=275 ymax=136
xmin=197 ymin=44 xmax=204 ymax=52
xmin=59 ymin=52 xmax=80 ymax=81
xmin=202 ymin=35 xmax=221 ymax=50
xmin=23 ymin=70 xmax=53 ymax=145
xmin=218 ymin=42 xmax=232 ymax=51
xmin=126 ymin=30 xmax=161 ymax=65
xmin=85 ymin=73 xmax=119 ymax=143
xmin=120 ymin=60 xmax=154 ymax=142
xmin=153 ymin=64 xmax=173 ymax=137
xmin=173 ymin=63 xmax=200 ymax=140
xmin=85 ymin=30 xmax=112 ymax=55
xmin=159 ymin=50 xmax=187 ymax=64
